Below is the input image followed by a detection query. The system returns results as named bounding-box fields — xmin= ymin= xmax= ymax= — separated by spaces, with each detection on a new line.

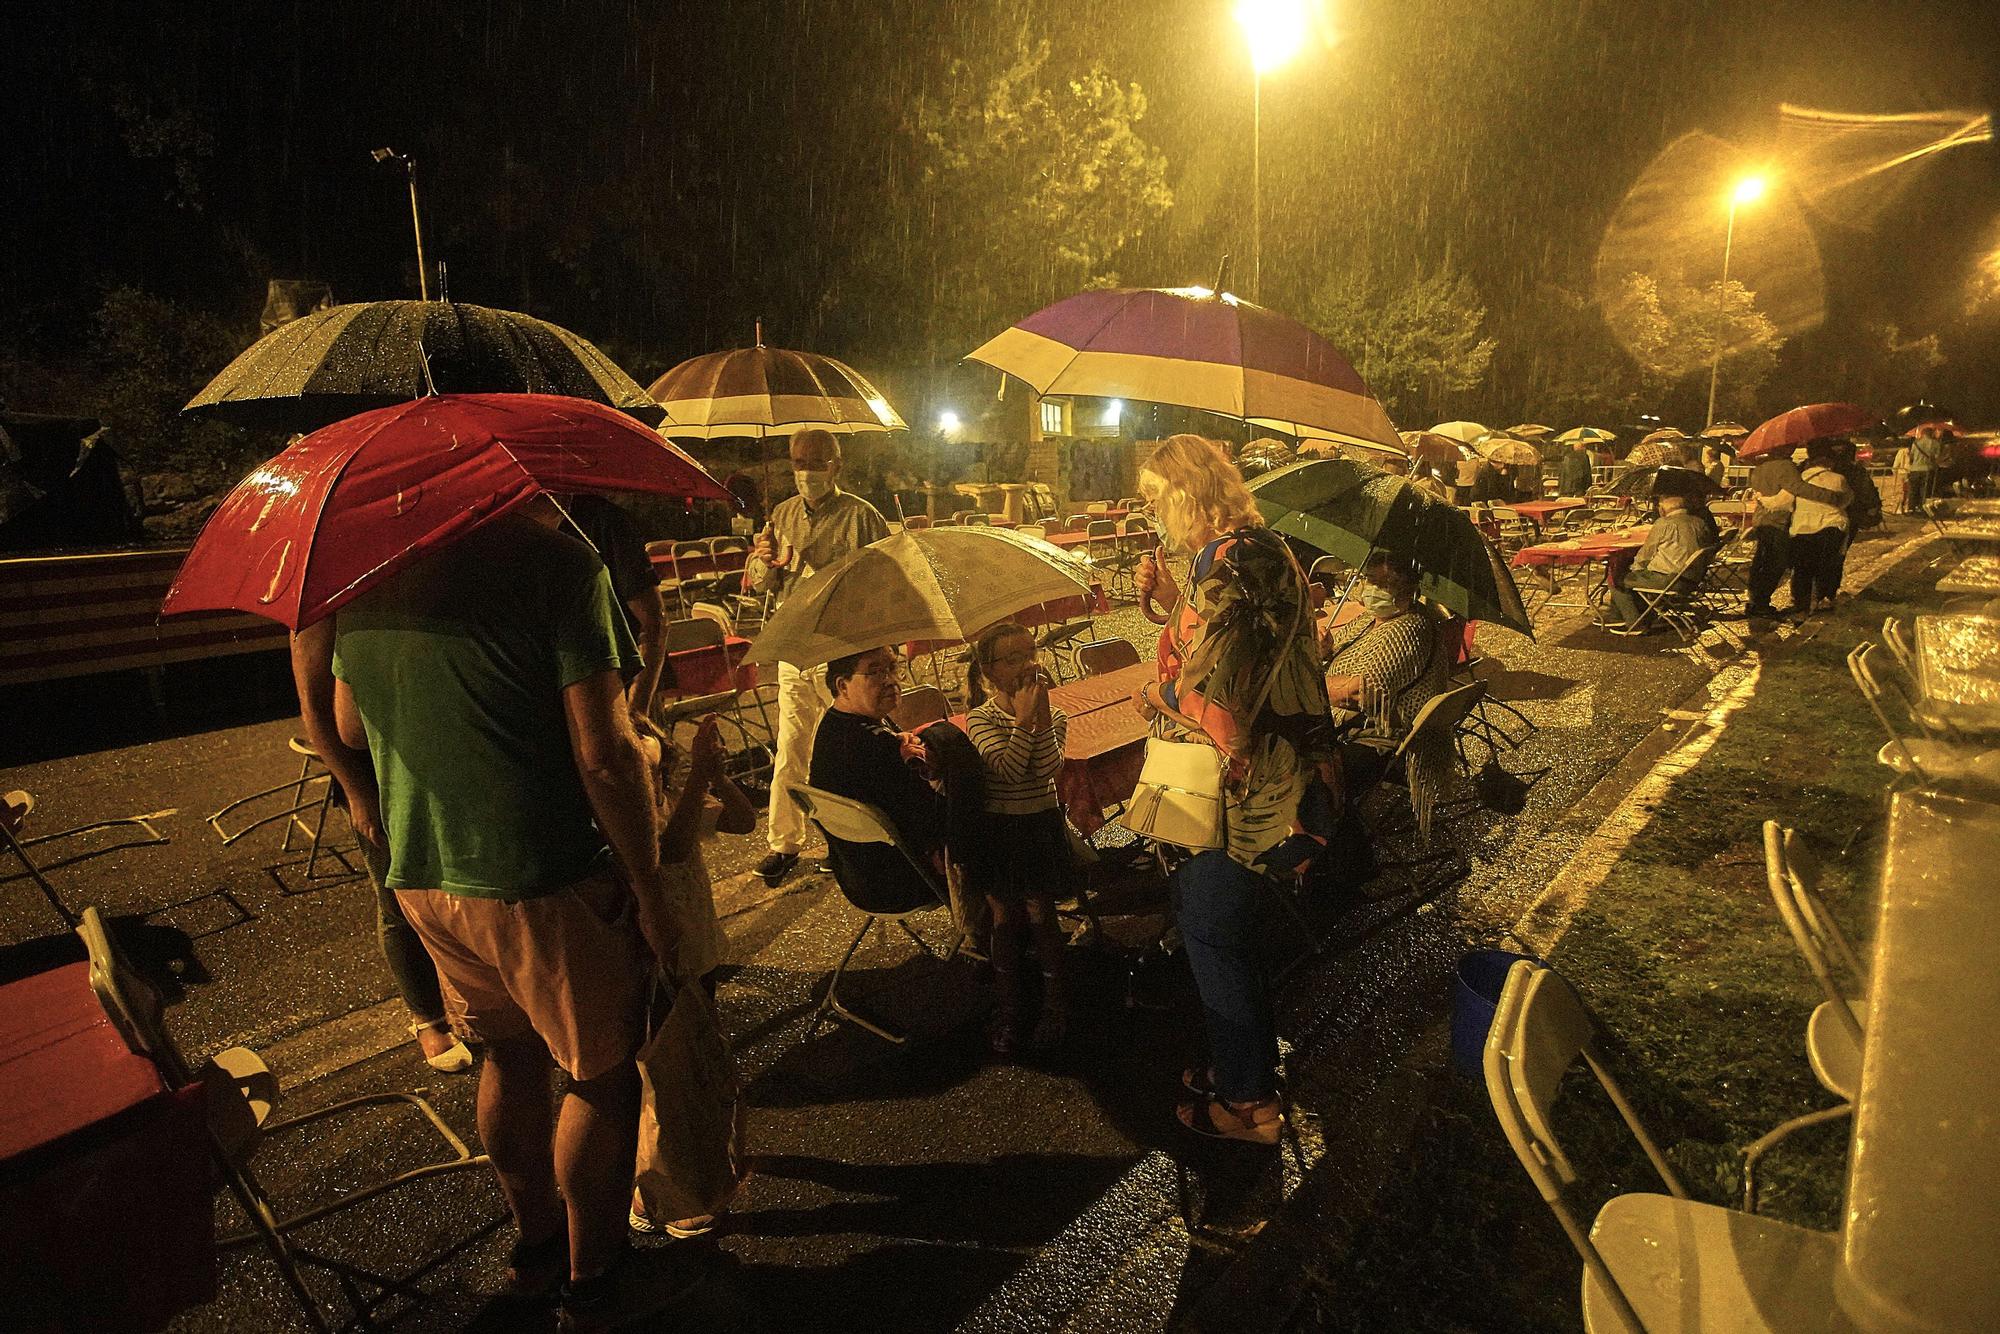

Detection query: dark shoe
xmin=1177 ymin=1095 xmax=1284 ymax=1145
xmin=756 ymin=851 xmax=799 ymax=885
xmin=502 ymin=1228 xmax=569 ymax=1300
xmin=558 ymin=1245 xmax=698 ymax=1331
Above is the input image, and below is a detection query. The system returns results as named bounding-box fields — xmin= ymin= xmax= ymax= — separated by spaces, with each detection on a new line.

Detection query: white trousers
xmin=768 ymin=659 xmax=829 ymax=853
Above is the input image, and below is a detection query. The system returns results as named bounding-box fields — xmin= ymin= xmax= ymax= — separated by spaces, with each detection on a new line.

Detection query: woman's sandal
xmin=1177 ymin=1095 xmax=1284 ymax=1146
xmin=410 ymin=1018 xmax=474 ymax=1074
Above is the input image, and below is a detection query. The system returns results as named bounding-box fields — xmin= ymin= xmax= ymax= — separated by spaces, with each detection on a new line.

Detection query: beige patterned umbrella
xmin=745 ymin=526 xmax=1092 ymax=667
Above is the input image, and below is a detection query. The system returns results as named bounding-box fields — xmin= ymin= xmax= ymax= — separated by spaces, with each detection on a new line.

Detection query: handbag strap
xmin=1227 ymin=528 xmax=1310 ymax=744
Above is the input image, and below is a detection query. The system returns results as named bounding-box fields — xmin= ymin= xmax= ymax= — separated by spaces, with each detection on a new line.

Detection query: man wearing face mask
xmin=745 ymin=428 xmax=890 ymax=884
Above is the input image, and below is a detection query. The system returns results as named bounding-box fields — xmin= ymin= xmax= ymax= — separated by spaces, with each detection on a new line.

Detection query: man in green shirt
xmin=333 ymin=495 xmax=667 ymax=1309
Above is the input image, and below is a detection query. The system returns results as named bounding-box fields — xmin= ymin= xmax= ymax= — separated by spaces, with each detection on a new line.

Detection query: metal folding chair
xmin=791 ymin=787 xmax=964 ymax=1044
xmin=206 ymin=737 xmax=354 ymax=879
xmin=1074 ymin=638 xmax=1141 ymax=677
xmin=2 ymin=790 xmax=170 ymax=928
xmin=78 ymin=906 xmax=486 ymax=1333
xmin=1484 ymin=959 xmax=1841 ymax=1334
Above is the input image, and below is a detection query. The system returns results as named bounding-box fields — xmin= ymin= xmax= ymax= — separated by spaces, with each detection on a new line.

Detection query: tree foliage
xmin=1304 ymin=260 xmax=1497 ymax=424
xmin=892 ymin=30 xmax=1173 ymax=364
xmin=1606 ymin=271 xmax=1785 ymax=414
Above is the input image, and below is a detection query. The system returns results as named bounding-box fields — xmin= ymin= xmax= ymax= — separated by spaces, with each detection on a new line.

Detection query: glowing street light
xmin=937 ymin=410 xmax=962 ymax=435
xmin=1234 ymin=0 xmax=1310 ymax=302
xmin=1705 ymin=171 xmax=1771 ymax=430
xmin=371 ymin=147 xmax=430 ymax=301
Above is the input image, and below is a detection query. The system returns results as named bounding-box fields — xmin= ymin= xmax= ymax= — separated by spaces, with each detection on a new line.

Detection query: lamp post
xmin=1704 ymin=173 xmax=1766 ymax=430
xmin=371 ymin=147 xmax=430 ymax=302
xmin=1234 ymin=0 xmax=1309 ymax=303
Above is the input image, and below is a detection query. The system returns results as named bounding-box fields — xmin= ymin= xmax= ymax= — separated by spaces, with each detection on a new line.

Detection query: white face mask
xmin=794 ymin=468 xmax=834 ymax=503
xmin=1359 ymin=582 xmax=1400 ymax=617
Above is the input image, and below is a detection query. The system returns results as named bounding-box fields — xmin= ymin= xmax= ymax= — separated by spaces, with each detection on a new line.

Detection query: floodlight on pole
xmin=1704 ymin=171 xmax=1771 ymax=430
xmin=1235 ymin=0 xmax=1309 ymax=304
xmin=371 ymin=147 xmax=431 ymax=302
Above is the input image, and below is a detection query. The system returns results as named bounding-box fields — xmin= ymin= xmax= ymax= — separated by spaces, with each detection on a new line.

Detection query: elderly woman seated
xmin=805 ymin=646 xmax=949 ymax=886
xmin=1319 ymin=551 xmax=1455 ymax=834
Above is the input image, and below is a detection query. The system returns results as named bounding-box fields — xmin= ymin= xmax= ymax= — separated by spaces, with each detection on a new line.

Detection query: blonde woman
xmin=1133 ymin=435 xmax=1332 ymax=1144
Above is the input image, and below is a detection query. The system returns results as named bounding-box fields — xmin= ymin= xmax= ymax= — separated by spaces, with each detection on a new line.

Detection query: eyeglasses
xmin=990 ymin=650 xmax=1037 ymax=666
xmin=854 ymin=666 xmax=900 ymax=680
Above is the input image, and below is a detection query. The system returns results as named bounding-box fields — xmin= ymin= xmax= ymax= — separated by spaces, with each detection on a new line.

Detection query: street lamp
xmin=371 ymin=147 xmax=431 ymax=302
xmin=1704 ymin=172 xmax=1768 ymax=430
xmin=1234 ymin=0 xmax=1309 ymax=302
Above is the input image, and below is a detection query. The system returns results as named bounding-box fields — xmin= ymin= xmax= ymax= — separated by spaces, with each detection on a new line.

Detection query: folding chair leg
xmin=1 ymin=822 xmax=80 ymax=927
xmin=804 ymin=915 xmax=907 ymax=1045
xmin=1741 ymin=1102 xmax=1851 ymax=1213
xmin=280 ymin=755 xmax=316 ymax=853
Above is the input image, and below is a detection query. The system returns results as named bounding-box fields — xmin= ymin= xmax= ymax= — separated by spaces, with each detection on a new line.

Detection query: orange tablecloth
xmin=1509 ymin=499 xmax=1588 ymax=527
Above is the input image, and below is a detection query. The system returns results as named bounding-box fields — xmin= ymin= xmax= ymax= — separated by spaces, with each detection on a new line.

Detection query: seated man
xmin=1603 ymin=493 xmax=1711 ymax=630
xmin=804 ymin=647 xmax=948 ymax=890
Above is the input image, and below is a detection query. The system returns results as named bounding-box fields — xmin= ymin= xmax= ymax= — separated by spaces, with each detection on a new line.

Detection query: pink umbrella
xmin=1737 ymin=403 xmax=1879 ymax=460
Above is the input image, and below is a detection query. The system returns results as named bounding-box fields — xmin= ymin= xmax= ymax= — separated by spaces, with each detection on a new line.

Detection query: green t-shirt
xmin=332 ymin=518 xmax=641 ymax=899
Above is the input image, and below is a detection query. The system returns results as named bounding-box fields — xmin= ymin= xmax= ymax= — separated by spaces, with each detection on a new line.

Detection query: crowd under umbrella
xmin=1701 ymin=421 xmax=1749 ymax=439
xmin=1624 ymin=436 xmax=1694 ymax=468
xmin=1399 ymin=430 xmax=1463 ymax=467
xmin=182 ymin=299 xmax=664 ymax=433
xmin=1246 ymin=457 xmax=1534 ymax=637
xmin=744 ymin=526 xmax=1092 ymax=669
xmin=1608 ymin=463 xmax=1722 ymax=501
xmin=161 ymin=393 xmax=732 ymax=630
xmin=1429 ymin=420 xmax=1491 ymax=446
xmin=1477 ymin=436 xmax=1542 ymax=466
xmin=1737 ymin=402 xmax=1879 ymax=461
xmin=965 ymin=282 xmax=1402 ymax=453
xmin=1554 ymin=426 xmax=1618 ymax=445
xmin=1507 ymin=423 xmax=1554 ymax=439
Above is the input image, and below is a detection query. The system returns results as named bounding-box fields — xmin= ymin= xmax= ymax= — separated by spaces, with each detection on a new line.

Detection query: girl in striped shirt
xmin=965 ymin=620 xmax=1073 ymax=1055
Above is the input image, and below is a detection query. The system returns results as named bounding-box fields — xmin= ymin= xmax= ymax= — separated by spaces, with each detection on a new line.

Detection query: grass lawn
xmin=1299 ymin=549 xmax=1936 ymax=1333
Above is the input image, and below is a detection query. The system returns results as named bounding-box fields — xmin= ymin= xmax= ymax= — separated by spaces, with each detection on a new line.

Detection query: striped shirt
xmin=966 ymin=699 xmax=1069 ymax=815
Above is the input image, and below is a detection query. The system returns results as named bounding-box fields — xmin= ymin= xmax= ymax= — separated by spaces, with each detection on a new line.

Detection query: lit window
xmin=1039 ymin=399 xmax=1066 ymax=435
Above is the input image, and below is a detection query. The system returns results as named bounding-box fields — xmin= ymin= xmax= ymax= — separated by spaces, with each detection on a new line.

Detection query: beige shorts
xmin=395 ymin=874 xmax=648 ymax=1081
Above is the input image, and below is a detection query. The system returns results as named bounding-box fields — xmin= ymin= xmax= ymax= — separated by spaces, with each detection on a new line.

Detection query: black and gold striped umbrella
xmin=184 ymin=300 xmax=661 ymax=431
xmin=648 ymin=324 xmax=905 ymax=439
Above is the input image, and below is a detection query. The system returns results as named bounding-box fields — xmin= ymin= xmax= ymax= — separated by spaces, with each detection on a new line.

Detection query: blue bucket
xmin=1450 ymin=949 xmax=1540 ymax=1079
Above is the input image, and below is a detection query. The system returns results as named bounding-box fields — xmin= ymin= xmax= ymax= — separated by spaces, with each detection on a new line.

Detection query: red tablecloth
xmin=949 ymin=661 xmax=1152 ymax=835
xmin=0 ymin=961 xmax=216 ymax=1331
xmin=1511 ymin=526 xmax=1651 ymax=588
xmin=1509 ymin=499 xmax=1588 ymax=526
xmin=666 ymin=635 xmax=757 ymax=696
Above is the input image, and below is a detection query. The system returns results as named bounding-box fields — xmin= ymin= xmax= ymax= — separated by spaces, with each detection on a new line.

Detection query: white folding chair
xmin=1738 ymin=822 xmax=1867 ymax=1209
xmin=1484 ymin=960 xmax=1842 ymax=1334
xmin=1846 ymin=643 xmax=1998 ymax=793
xmin=2 ymin=790 xmax=168 ymax=928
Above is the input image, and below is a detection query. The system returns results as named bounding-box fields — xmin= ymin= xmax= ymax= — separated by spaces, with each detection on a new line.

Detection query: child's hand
xmin=689 ymin=718 xmax=725 ymax=783
xmin=897 ymin=730 xmax=929 ymax=765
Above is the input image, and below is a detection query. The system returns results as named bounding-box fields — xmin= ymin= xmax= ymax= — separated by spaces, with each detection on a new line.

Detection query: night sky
xmin=5 ymin=0 xmax=1997 ymax=423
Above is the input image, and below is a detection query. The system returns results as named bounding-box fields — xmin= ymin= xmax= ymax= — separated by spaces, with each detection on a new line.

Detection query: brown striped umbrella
xmin=647 ymin=324 xmax=906 ymax=439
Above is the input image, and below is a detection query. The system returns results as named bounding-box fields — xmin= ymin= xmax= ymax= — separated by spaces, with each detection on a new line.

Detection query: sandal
xmin=1177 ymin=1095 xmax=1284 ymax=1146
xmin=410 ymin=1019 xmax=474 ymax=1074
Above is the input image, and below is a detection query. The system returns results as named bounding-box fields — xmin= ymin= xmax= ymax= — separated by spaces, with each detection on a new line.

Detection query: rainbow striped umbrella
xmin=966 ymin=286 xmax=1400 ymax=451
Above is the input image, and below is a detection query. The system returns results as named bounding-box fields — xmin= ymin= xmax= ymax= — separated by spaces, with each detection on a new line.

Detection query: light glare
xmin=1235 ymin=0 xmax=1310 ymax=75
xmin=937 ymin=411 xmax=961 ymax=434
xmin=1732 ymin=174 xmax=1769 ymax=206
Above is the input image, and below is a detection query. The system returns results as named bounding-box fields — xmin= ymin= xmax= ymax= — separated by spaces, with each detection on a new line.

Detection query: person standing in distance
xmin=745 ymin=428 xmax=890 ymax=885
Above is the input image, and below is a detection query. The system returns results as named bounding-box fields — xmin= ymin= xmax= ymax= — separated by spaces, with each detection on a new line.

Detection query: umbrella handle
xmin=1139 ymin=545 xmax=1173 ymax=625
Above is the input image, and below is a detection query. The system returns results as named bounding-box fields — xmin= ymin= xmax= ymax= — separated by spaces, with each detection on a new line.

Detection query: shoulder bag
xmin=1123 ymin=534 xmax=1307 ymax=852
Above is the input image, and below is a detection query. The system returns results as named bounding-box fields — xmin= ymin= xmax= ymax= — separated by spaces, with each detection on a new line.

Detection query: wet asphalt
xmin=2 ymin=523 xmax=1913 ymax=1332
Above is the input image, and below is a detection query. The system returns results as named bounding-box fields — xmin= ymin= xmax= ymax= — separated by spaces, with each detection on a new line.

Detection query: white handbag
xmin=1123 ymin=537 xmax=1307 ymax=853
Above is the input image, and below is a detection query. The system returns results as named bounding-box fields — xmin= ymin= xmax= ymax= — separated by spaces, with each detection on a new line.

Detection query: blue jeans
xmin=1175 ymin=850 xmax=1278 ymax=1103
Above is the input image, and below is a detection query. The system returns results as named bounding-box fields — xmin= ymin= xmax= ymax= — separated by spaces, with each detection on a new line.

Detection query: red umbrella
xmin=162 ymin=393 xmax=732 ymax=629
xmin=1736 ymin=403 xmax=1879 ymax=460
